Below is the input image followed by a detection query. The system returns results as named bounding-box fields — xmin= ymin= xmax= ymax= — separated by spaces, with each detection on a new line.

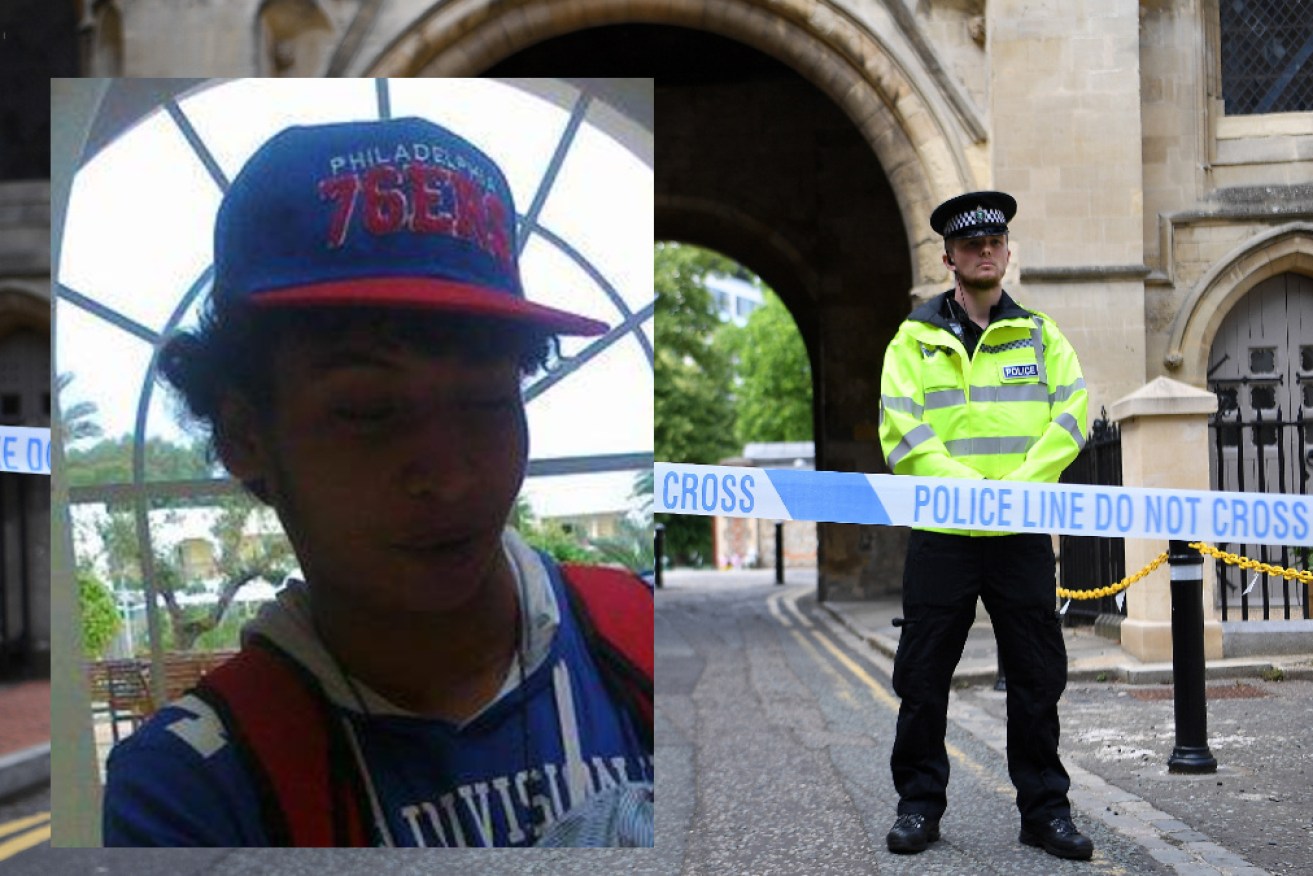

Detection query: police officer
xmin=877 ymin=191 xmax=1094 ymax=860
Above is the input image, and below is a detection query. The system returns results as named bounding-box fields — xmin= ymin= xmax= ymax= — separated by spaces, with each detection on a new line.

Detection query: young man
xmin=877 ymin=192 xmax=1093 ymax=860
xmin=102 ymin=116 xmax=653 ymax=847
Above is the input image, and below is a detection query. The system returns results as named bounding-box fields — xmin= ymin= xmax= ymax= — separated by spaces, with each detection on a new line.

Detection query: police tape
xmin=654 ymin=462 xmax=1313 ymax=547
xmin=0 ymin=427 xmax=51 ymax=476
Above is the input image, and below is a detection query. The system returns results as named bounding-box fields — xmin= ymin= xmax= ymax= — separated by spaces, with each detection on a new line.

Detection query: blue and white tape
xmin=655 ymin=462 xmax=1313 ymax=547
xmin=0 ymin=427 xmax=51 ymax=476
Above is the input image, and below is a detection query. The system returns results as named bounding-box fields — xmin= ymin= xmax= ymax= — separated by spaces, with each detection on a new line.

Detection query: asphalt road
xmin=0 ymin=784 xmax=49 ymax=866
xmin=11 ymin=573 xmax=1289 ymax=873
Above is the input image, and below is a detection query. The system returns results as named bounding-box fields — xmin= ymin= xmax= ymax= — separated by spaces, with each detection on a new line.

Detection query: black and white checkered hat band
xmin=944 ymin=207 xmax=1007 ymax=236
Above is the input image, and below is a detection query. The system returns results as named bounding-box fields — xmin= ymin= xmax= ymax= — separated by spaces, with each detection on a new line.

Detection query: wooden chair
xmin=103 ymin=659 xmax=154 ymax=744
xmin=162 ymin=650 xmax=240 ymax=700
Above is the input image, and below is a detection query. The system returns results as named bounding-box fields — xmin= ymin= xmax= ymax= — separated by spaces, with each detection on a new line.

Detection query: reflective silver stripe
xmin=924 ymin=389 xmax=966 ymax=410
xmin=969 ymin=384 xmax=1049 ymax=404
xmin=944 ymin=436 xmax=1037 ymax=457
xmin=1030 ymin=317 xmax=1048 ymax=386
xmin=881 ymin=395 xmax=924 ymax=417
xmin=1049 ymin=378 xmax=1087 ymax=404
xmin=888 ymin=423 xmax=938 ymax=468
xmin=1056 ymin=411 xmax=1087 ymax=449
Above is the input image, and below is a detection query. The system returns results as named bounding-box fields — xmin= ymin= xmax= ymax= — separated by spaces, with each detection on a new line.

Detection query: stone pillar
xmin=1111 ymin=377 xmax=1223 ymax=662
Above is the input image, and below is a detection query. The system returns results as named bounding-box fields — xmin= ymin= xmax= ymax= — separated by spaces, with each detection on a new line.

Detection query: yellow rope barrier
xmin=1056 ymin=551 xmax=1168 ymax=600
xmin=1187 ymin=542 xmax=1313 ymax=584
xmin=1058 ymin=542 xmax=1313 ymax=601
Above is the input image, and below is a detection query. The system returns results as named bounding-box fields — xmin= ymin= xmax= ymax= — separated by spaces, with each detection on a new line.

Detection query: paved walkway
xmin=694 ymin=565 xmax=1313 ymax=685
xmin=0 ymin=680 xmax=48 ymax=758
xmin=0 ymin=679 xmax=50 ymax=800
xmin=667 ymin=567 xmax=1313 ymax=875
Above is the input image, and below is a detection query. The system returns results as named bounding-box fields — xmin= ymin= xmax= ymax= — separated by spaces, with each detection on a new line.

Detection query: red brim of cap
xmin=248 ymin=277 xmax=608 ymax=336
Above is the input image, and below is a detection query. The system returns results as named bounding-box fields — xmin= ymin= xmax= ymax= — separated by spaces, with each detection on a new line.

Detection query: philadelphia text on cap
xmin=319 ymin=144 xmax=511 ymax=265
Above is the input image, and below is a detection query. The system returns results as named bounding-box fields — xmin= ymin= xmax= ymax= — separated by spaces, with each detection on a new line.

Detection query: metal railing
xmin=0 ymin=473 xmax=38 ymax=677
xmin=1208 ymin=408 xmax=1312 ymax=620
xmin=1058 ymin=411 xmax=1126 ymax=624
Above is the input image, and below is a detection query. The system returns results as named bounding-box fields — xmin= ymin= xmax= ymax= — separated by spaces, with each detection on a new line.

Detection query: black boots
xmin=1019 ymin=815 xmax=1095 ymax=860
xmin=885 ymin=813 xmax=940 ymax=854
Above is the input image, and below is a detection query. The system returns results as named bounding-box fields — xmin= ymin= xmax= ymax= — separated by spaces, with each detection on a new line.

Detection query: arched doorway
xmin=1207 ymin=270 xmax=1313 ymax=615
xmin=491 ymin=26 xmax=944 ymax=597
xmin=0 ymin=321 xmax=50 ymax=675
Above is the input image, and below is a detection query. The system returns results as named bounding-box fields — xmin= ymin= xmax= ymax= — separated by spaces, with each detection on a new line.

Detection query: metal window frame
xmin=55 ymin=77 xmax=653 ymax=718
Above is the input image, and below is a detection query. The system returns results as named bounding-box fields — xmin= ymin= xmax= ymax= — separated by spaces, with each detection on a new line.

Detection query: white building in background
xmin=705 ymin=274 xmax=763 ymax=326
xmin=714 ymin=442 xmax=817 ymax=570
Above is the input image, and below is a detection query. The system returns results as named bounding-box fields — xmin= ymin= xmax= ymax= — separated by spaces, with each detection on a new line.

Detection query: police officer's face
xmin=219 ymin=325 xmax=528 ymax=615
xmin=946 ymin=234 xmax=1010 ymax=289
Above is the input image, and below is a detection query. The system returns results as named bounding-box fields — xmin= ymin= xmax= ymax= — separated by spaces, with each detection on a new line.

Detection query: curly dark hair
xmin=158 ymin=299 xmax=558 ymax=488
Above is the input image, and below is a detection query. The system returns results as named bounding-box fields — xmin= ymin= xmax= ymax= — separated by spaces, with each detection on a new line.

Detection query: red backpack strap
xmin=559 ymin=563 xmax=654 ymax=753
xmin=192 ymin=635 xmax=371 ymax=847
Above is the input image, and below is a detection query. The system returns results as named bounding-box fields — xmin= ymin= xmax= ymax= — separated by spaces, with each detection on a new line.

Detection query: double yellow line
xmin=766 ymin=585 xmax=997 ymax=786
xmin=0 ymin=811 xmax=51 ymax=860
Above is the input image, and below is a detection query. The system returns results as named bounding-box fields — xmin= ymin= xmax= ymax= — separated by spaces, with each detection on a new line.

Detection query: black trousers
xmin=890 ymin=530 xmax=1071 ymax=825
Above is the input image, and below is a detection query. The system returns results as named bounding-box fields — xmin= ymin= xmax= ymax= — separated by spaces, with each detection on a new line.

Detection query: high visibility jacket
xmin=878 ymin=290 xmax=1088 ymax=535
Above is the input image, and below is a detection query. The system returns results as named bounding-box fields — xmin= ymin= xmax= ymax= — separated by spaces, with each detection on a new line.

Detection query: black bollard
xmin=1166 ymin=539 xmax=1217 ymax=773
xmin=654 ymin=523 xmax=665 ymax=589
xmin=775 ymin=521 xmax=785 ymax=585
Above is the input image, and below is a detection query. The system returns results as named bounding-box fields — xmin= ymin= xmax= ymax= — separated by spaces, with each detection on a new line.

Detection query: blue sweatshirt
xmin=103 ymin=532 xmax=653 ymax=847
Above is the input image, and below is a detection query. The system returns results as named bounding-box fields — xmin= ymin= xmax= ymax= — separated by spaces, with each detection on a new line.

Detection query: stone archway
xmin=1165 ymin=222 xmax=1313 ymax=386
xmin=362 ymin=0 xmax=979 ymax=294
xmin=359 ymin=4 xmax=981 ymax=599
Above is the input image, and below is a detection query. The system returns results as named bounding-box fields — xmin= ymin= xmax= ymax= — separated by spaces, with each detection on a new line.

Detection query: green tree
xmin=733 ymin=289 xmax=813 ymax=444
xmin=94 ymin=494 xmax=294 ymax=652
xmin=654 ymin=243 xmax=740 ymax=566
xmin=512 ymin=493 xmax=600 ymax=564
xmin=78 ymin=570 xmax=121 ymax=658
xmin=65 ymin=434 xmax=215 ymax=489
xmin=57 ymin=372 xmax=104 ymax=447
xmin=589 ymin=514 xmax=654 ymax=572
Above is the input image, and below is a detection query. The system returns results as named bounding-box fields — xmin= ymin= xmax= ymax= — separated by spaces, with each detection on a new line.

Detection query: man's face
xmin=223 ymin=324 xmax=528 ymax=615
xmin=945 ymin=234 xmax=1010 ymax=290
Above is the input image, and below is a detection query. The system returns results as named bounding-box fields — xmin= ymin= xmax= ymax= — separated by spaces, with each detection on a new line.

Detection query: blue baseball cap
xmin=213 ymin=116 xmax=608 ymax=336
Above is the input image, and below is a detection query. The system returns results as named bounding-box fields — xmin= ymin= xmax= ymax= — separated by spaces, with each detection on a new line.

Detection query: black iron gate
xmin=1207 ymin=405 xmax=1312 ymax=621
xmin=0 ymin=472 xmax=37 ymax=676
xmin=1058 ymin=411 xmax=1125 ymax=624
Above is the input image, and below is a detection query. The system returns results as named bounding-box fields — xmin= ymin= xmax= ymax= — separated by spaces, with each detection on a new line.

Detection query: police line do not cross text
xmin=0 ymin=427 xmax=51 ymax=476
xmin=654 ymin=462 xmax=1313 ymax=547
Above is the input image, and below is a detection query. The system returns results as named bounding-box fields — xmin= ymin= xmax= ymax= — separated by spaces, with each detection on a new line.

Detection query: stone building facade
xmin=82 ymin=0 xmax=1313 ymax=600
xmin=0 ymin=0 xmax=66 ymax=676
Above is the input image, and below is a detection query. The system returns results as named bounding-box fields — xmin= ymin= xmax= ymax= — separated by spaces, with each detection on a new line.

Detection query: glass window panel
xmin=1249 ymin=346 xmax=1276 ymax=373
xmin=1217 ymin=386 xmax=1239 ymax=413
xmin=1302 ymin=346 xmax=1313 ymax=373
xmin=526 ymin=338 xmax=651 ymax=460
xmin=178 ymin=79 xmax=379 ymax=180
xmin=519 ymin=236 xmax=617 ymax=360
xmin=520 ymin=470 xmax=648 ymax=522
xmin=58 ymin=111 xmax=220 ymax=334
xmin=63 ymin=77 xmax=653 ymax=533
xmin=537 ymin=114 xmax=653 ymax=313
xmin=1250 ymin=384 xmax=1277 ymax=410
xmin=1256 ymin=424 xmax=1280 ymax=447
xmin=1304 ymin=383 xmax=1313 ymax=410
xmin=387 ymin=78 xmax=570 ymax=211
xmin=56 ymin=300 xmax=153 ymax=452
xmin=1219 ymin=422 xmax=1241 ymax=447
xmin=144 ymin=391 xmax=221 ymax=483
